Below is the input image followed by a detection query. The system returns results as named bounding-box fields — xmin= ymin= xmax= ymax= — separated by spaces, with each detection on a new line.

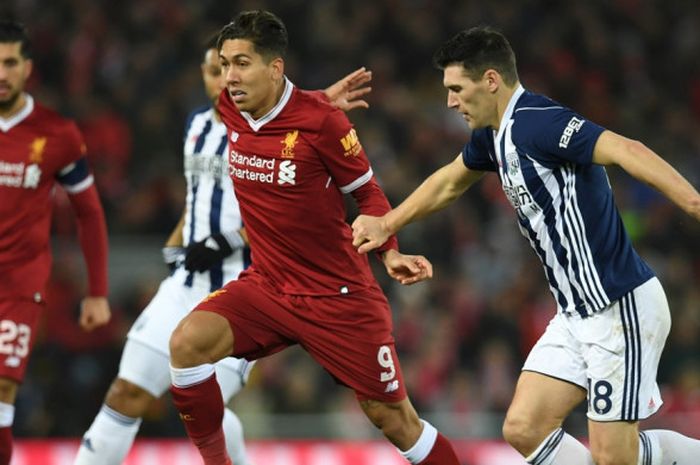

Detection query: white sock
xmin=73 ymin=404 xmax=142 ymax=465
xmin=640 ymin=429 xmax=700 ymax=465
xmin=398 ymin=419 xmax=437 ymax=464
xmin=0 ymin=402 xmax=15 ymax=427
xmin=223 ymin=408 xmax=250 ymax=465
xmin=170 ymin=363 xmax=215 ymax=387
xmin=525 ymin=428 xmax=594 ymax=465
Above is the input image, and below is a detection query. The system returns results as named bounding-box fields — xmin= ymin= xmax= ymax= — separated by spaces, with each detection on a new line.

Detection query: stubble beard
xmin=0 ymin=89 xmax=21 ymax=113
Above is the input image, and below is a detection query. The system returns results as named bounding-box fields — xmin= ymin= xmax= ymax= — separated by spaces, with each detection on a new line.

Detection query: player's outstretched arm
xmin=592 ymin=130 xmax=700 ymax=221
xmin=324 ymin=67 xmax=372 ymax=111
xmin=79 ymin=296 xmax=111 ymax=331
xmin=352 ymin=153 xmax=484 ymax=253
xmin=381 ymin=249 xmax=433 ymax=285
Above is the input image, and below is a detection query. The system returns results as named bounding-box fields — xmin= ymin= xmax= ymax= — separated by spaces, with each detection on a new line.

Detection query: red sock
xmin=0 ymin=427 xmax=12 ymax=465
xmin=417 ymin=432 xmax=460 ymax=465
xmin=170 ymin=375 xmax=231 ymax=465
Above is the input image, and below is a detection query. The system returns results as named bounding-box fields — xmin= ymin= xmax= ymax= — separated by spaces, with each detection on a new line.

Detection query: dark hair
xmin=0 ymin=20 xmax=31 ymax=58
xmin=216 ymin=10 xmax=287 ymax=62
xmin=433 ymin=26 xmax=518 ymax=86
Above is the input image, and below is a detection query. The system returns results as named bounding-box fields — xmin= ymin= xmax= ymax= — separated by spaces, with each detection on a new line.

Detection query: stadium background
xmin=3 ymin=0 xmax=699 ymax=463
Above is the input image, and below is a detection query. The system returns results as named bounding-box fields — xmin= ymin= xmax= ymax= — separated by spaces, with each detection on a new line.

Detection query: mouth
xmin=229 ymin=89 xmax=247 ymax=103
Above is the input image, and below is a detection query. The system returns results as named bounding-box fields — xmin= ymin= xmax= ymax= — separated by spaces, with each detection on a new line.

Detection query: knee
xmin=105 ymin=378 xmax=152 ymax=418
xmin=0 ymin=378 xmax=18 ymax=403
xmin=502 ymin=411 xmax=548 ymax=456
xmin=169 ymin=319 xmax=211 ymax=367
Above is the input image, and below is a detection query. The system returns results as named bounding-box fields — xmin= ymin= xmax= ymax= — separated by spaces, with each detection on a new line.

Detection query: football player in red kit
xmin=168 ymin=10 xmax=460 ymax=465
xmin=0 ymin=21 xmax=111 ymax=464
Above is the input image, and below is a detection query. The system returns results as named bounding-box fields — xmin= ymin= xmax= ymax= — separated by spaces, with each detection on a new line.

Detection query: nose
xmin=224 ymin=66 xmax=240 ymax=86
xmin=446 ymin=91 xmax=458 ymax=109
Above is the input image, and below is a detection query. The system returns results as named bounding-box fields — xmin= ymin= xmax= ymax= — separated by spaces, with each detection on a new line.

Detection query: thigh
xmin=576 ymin=277 xmax=669 ymax=422
xmin=193 ymin=270 xmax=298 ymax=361
xmin=294 ymin=288 xmax=407 ymax=403
xmin=0 ymin=299 xmax=43 ymax=383
xmin=118 ymin=338 xmax=171 ymax=398
xmin=127 ymin=276 xmax=205 ymax=356
xmin=507 ymin=371 xmax=587 ymax=431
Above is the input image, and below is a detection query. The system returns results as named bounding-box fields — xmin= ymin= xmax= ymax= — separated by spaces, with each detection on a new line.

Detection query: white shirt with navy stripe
xmin=462 ymin=86 xmax=654 ymax=318
xmin=177 ymin=106 xmax=247 ymax=292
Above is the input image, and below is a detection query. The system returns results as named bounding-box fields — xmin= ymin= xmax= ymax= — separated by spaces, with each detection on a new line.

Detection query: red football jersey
xmin=0 ymin=96 xmax=89 ymax=301
xmin=219 ymin=79 xmax=383 ymax=296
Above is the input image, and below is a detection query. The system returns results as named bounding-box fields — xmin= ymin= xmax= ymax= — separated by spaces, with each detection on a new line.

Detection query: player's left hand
xmin=381 ymin=249 xmax=433 ymax=285
xmin=79 ymin=296 xmax=112 ymax=331
xmin=324 ymin=67 xmax=372 ymax=112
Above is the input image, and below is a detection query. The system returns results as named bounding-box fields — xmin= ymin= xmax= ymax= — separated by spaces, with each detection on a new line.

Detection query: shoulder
xmin=510 ymin=92 xmax=572 ymax=142
xmin=184 ymin=105 xmax=214 ymax=130
xmin=31 ymin=100 xmax=79 ymax=134
xmin=291 ymin=88 xmax=340 ymax=126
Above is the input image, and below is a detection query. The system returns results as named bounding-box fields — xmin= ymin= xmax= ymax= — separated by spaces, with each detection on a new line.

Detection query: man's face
xmin=219 ymin=38 xmax=283 ymax=119
xmin=0 ymin=42 xmax=31 ymax=112
xmin=201 ymin=48 xmax=225 ymax=105
xmin=443 ymin=64 xmax=494 ymax=129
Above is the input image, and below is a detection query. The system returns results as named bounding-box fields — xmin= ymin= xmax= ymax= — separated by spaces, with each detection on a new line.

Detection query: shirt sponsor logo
xmin=0 ymin=161 xmax=41 ymax=189
xmin=280 ymin=130 xmax=299 ymax=159
xmin=559 ymin=116 xmax=585 ymax=149
xmin=340 ymin=128 xmax=362 ymax=157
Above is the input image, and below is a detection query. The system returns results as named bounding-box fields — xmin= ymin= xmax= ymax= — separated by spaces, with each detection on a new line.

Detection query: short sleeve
xmin=462 ymin=128 xmax=497 ymax=172
xmin=312 ymin=109 xmax=372 ymax=193
xmin=516 ymin=107 xmax=605 ymax=165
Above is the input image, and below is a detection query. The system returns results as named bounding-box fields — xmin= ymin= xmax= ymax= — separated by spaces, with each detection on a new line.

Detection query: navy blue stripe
xmin=620 ymin=294 xmax=631 ymax=419
xmin=531 ymin=428 xmax=564 ymax=465
xmin=183 ymin=106 xmax=210 ymax=143
xmin=184 ymin=182 xmax=198 ymax=288
xmin=630 ymin=292 xmax=642 ymax=419
xmin=193 ymin=120 xmax=212 ymax=153
xmin=207 ymin=134 xmax=229 ymax=292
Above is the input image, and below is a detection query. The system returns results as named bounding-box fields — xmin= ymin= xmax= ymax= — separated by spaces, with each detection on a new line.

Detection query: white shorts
xmin=523 ymin=277 xmax=670 ymax=422
xmin=118 ymin=274 xmax=254 ymax=398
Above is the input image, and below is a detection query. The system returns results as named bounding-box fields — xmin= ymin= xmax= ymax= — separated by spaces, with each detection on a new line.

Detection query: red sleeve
xmin=351 ymin=177 xmax=399 ymax=255
xmin=68 ymin=184 xmax=109 ymax=296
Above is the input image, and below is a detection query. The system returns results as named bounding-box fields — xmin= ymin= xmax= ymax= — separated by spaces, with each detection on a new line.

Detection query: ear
xmin=270 ymin=57 xmax=285 ymax=80
xmin=24 ymin=59 xmax=33 ymax=80
xmin=483 ymin=69 xmax=500 ymax=93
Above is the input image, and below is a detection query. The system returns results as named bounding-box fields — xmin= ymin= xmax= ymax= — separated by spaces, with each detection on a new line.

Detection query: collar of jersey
xmin=0 ymin=93 xmax=34 ymax=133
xmin=241 ymin=76 xmax=294 ymax=132
xmin=494 ymin=84 xmax=525 ymax=143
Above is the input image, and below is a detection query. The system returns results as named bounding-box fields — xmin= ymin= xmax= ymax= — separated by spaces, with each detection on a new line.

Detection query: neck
xmin=492 ymin=82 xmax=519 ymax=130
xmin=251 ymin=77 xmax=286 ymax=119
xmin=0 ymin=92 xmax=27 ymax=120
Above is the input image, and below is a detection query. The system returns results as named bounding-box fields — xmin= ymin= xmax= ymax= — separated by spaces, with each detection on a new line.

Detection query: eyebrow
xmin=220 ymin=53 xmax=252 ymax=61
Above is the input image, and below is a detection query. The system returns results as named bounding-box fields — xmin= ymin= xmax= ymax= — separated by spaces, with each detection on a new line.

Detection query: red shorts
xmin=0 ymin=298 xmax=44 ymax=382
xmin=195 ymin=269 xmax=407 ymax=403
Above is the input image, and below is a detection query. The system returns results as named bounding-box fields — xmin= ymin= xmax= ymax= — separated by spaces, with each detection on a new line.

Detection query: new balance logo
xmin=384 ymin=380 xmax=399 ymax=393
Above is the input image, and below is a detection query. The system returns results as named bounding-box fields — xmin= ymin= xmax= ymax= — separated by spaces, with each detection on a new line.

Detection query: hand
xmin=381 ymin=249 xmax=433 ymax=285
xmin=79 ymin=296 xmax=111 ymax=331
xmin=324 ymin=67 xmax=372 ymax=112
xmin=352 ymin=214 xmax=391 ymax=254
xmin=184 ymin=233 xmax=235 ymax=272
xmin=162 ymin=246 xmax=185 ymax=271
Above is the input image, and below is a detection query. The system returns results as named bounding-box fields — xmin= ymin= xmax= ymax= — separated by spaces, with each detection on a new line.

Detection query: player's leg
xmin=170 ymin=272 xmax=289 ymax=465
xmin=75 ymin=276 xmax=191 ymax=464
xmin=358 ymin=397 xmax=459 ymax=464
xmin=73 ymin=340 xmax=167 ymax=465
xmin=503 ymin=371 xmax=592 ymax=465
xmin=503 ymin=309 xmax=594 ymax=465
xmin=296 ymin=288 xmax=459 ymax=464
xmin=0 ymin=299 xmax=43 ymax=465
xmin=215 ymin=358 xmax=256 ymax=465
xmin=586 ymin=278 xmax=700 ymax=465
xmin=0 ymin=378 xmax=18 ymax=465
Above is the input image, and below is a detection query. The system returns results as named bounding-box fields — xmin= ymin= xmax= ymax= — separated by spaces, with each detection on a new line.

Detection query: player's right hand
xmin=184 ymin=233 xmax=235 ymax=272
xmin=79 ymin=296 xmax=111 ymax=331
xmin=351 ymin=214 xmax=391 ymax=254
xmin=380 ymin=249 xmax=433 ymax=285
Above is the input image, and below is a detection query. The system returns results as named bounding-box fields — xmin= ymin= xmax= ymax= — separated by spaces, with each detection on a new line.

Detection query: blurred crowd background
xmin=4 ymin=0 xmax=699 ymax=441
